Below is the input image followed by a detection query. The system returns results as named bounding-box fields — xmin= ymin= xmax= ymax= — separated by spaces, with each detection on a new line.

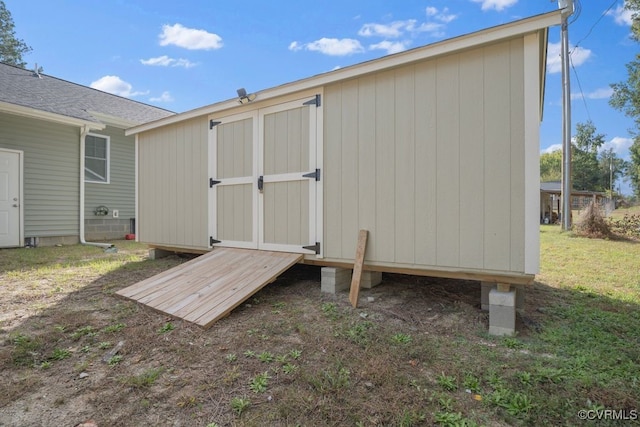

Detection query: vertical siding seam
xmin=508 ymin=43 xmax=513 ymax=271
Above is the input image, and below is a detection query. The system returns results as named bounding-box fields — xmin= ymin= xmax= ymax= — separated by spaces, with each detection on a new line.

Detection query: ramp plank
xmin=116 ymin=248 xmax=302 ymax=328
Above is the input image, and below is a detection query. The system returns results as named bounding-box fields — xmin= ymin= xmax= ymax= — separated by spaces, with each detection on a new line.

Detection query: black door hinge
xmin=303 ymin=94 xmax=321 ymax=107
xmin=210 ymin=178 xmax=221 ymax=188
xmin=258 ymin=175 xmax=264 ymax=191
xmin=210 ymin=120 xmax=221 ymax=129
xmin=302 ymin=168 xmax=321 ymax=181
xmin=210 ymin=236 xmax=221 ymax=246
xmin=302 ymin=242 xmax=320 ymax=254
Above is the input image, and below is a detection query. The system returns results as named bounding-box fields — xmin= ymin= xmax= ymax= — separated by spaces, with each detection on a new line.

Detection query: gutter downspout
xmin=80 ymin=125 xmax=116 ymax=251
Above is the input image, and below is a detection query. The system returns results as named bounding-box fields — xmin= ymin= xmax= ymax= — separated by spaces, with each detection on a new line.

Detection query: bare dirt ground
xmin=0 ymin=242 xmax=548 ymax=426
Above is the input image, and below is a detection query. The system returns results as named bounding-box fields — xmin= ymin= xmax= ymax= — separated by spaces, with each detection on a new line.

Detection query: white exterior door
xmin=209 ymin=96 xmax=321 ymax=255
xmin=0 ymin=149 xmax=22 ymax=248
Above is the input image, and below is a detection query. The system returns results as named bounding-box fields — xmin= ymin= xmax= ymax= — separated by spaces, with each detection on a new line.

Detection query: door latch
xmin=258 ymin=175 xmax=264 ymax=192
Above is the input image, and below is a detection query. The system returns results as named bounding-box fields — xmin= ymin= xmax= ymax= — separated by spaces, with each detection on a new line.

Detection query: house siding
xmin=85 ymin=125 xmax=136 ymax=239
xmin=137 ymin=117 xmax=209 ymax=249
xmin=322 ymin=38 xmax=530 ymax=273
xmin=0 ymin=113 xmax=79 ymax=239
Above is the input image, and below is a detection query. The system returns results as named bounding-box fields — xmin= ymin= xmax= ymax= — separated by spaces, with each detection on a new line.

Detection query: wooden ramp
xmin=116 ymin=248 xmax=302 ymax=328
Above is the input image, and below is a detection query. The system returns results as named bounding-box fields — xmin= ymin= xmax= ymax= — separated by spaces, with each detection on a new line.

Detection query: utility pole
xmin=559 ymin=0 xmax=574 ymax=231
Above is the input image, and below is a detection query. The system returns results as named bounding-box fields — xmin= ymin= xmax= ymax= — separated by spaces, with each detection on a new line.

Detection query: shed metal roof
xmin=127 ymin=10 xmax=562 ymax=136
xmin=0 ymin=62 xmax=174 ymax=128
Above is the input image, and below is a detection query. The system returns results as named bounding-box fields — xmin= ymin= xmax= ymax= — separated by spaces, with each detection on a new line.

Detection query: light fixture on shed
xmin=237 ymin=88 xmax=256 ymax=104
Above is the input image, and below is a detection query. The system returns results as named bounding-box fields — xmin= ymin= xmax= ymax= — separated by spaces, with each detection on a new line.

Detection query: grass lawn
xmin=0 ymin=228 xmax=638 ymax=426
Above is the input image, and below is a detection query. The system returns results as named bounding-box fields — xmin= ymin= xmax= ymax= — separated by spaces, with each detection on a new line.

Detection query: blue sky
xmin=5 ymin=0 xmax=638 ymax=192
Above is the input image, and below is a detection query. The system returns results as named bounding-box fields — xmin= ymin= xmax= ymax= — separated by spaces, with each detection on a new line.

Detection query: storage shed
xmin=126 ymin=11 xmax=562 ymax=334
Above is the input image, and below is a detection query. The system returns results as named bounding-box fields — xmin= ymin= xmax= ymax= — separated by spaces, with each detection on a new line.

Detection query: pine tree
xmin=0 ymin=1 xmax=32 ymax=68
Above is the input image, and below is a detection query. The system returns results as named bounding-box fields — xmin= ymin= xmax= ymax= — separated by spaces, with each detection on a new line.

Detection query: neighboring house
xmin=0 ymin=62 xmax=174 ymax=248
xmin=540 ymin=181 xmax=613 ymax=223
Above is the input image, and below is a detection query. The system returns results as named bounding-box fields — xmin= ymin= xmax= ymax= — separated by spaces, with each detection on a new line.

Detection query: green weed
xmin=249 ymin=372 xmax=270 ymax=393
xmin=230 ymin=396 xmax=251 ymax=415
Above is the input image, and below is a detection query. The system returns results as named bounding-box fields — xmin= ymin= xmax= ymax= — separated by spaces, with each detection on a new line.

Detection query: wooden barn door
xmin=258 ymin=97 xmax=319 ymax=254
xmin=209 ymin=112 xmax=259 ymax=249
xmin=209 ymin=96 xmax=320 ymax=255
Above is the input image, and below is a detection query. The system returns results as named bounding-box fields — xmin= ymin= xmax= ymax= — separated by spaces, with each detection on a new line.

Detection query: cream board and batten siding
xmin=137 ymin=117 xmax=209 ymax=249
xmin=0 ymin=113 xmax=79 ymax=238
xmin=85 ymin=126 xmax=136 ymax=220
xmin=130 ymin=13 xmax=558 ymax=276
xmin=323 ymin=35 xmax=541 ymax=275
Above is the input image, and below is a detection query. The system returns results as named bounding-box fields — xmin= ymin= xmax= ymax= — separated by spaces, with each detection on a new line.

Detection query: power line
xmin=569 ymin=53 xmax=592 ymax=122
xmin=571 ymin=0 xmax=618 ymax=52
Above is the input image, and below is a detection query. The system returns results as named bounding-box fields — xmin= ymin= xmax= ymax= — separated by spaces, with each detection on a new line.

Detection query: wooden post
xmin=349 ymin=230 xmax=368 ymax=308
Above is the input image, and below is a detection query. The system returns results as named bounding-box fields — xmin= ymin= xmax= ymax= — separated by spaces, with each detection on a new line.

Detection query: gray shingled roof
xmin=0 ymin=62 xmax=174 ymax=125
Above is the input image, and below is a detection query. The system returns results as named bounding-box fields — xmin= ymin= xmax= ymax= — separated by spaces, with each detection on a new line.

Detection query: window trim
xmin=84 ymin=133 xmax=110 ymax=184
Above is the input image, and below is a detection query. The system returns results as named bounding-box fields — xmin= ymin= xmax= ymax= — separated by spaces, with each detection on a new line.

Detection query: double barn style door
xmin=208 ymin=96 xmax=321 ymax=255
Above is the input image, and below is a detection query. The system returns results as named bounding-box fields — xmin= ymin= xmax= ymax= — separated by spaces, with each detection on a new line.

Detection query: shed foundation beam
xmin=321 ymin=267 xmax=352 ymax=294
xmin=488 ymin=288 xmax=516 ymax=336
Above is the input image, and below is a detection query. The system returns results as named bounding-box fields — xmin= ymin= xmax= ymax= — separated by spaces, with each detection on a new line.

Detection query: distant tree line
xmin=540 ymin=121 xmax=628 ymax=194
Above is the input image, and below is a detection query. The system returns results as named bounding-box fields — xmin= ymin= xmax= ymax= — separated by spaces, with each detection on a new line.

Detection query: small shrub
xmin=608 ymin=213 xmax=640 ymax=238
xmin=574 ymin=202 xmax=611 ymax=238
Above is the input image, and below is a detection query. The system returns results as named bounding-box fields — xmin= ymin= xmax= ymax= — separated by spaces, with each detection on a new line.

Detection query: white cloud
xmin=358 ymin=20 xmax=416 ymax=38
xmin=470 ymin=0 xmax=518 ymax=12
xmin=601 ymin=136 xmax=633 ymax=158
xmin=369 ymin=40 xmax=410 ymax=55
xmin=159 ymin=23 xmax=223 ymax=50
xmin=290 ymin=38 xmax=364 ymax=56
xmin=546 ymin=42 xmax=592 ymax=74
xmin=140 ymin=55 xmax=197 ymax=68
xmin=571 ymin=87 xmax=614 ymax=100
xmin=90 ymin=75 xmax=148 ymax=98
xmin=150 ymin=91 xmax=174 ymax=103
xmin=607 ymin=4 xmax=634 ymax=26
xmin=541 ymin=144 xmax=562 ymax=154
xmin=416 ymin=22 xmax=445 ymax=37
xmin=425 ymin=7 xmax=458 ymax=23
xmin=288 ymin=41 xmax=302 ymax=51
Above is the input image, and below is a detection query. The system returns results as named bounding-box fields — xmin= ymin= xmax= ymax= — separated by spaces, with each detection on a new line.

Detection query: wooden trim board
xmin=116 ymin=247 xmax=302 ymax=328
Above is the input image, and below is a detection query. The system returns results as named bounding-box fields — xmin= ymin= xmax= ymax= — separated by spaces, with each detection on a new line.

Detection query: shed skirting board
xmin=144 ymin=244 xmax=533 ymax=286
xmin=302 ymin=258 xmax=534 ymax=286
